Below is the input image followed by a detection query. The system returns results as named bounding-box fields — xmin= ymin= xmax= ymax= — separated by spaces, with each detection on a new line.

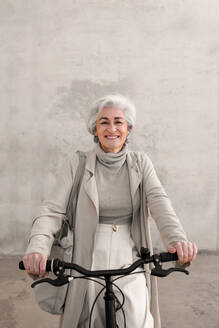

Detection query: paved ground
xmin=0 ymin=254 xmax=218 ymax=328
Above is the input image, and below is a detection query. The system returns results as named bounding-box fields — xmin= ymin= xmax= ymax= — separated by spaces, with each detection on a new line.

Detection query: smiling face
xmin=95 ymin=107 xmax=130 ymax=153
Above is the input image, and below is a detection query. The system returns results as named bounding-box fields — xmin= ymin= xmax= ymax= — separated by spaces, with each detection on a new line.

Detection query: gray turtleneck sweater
xmin=95 ymin=143 xmax=134 ymax=225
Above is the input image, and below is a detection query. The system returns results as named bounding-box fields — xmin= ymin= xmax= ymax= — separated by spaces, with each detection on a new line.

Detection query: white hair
xmin=87 ymin=94 xmax=136 ymax=137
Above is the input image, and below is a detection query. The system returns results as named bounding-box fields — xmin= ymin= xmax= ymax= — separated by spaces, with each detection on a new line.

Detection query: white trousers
xmin=87 ymin=224 xmax=154 ymax=328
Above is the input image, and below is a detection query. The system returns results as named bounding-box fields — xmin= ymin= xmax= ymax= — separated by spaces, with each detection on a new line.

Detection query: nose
xmin=107 ymin=123 xmax=117 ymax=132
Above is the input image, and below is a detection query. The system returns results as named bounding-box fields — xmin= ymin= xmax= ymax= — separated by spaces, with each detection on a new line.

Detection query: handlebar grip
xmin=160 ymin=252 xmax=178 ymax=262
xmin=19 ymin=261 xmax=25 ymax=270
xmin=19 ymin=260 xmax=52 ymax=272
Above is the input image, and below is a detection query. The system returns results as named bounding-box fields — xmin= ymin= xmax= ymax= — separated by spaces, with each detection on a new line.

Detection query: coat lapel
xmin=127 ymin=152 xmax=142 ymax=203
xmin=83 ymin=148 xmax=99 ymax=217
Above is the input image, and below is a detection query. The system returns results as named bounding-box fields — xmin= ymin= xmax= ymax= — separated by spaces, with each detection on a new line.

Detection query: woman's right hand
xmin=22 ymin=253 xmax=48 ymax=277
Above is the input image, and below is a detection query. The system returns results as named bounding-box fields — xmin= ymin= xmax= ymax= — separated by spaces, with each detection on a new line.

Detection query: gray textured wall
xmin=1 ymin=0 xmax=218 ymax=255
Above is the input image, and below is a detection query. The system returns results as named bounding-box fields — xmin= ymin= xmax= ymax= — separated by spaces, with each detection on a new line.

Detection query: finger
xmin=39 ymin=257 xmax=47 ymax=277
xmin=22 ymin=256 xmax=30 ymax=272
xmin=22 ymin=256 xmax=28 ymax=270
xmin=191 ymin=242 xmax=198 ymax=262
xmin=182 ymin=242 xmax=189 ymax=263
xmin=167 ymin=245 xmax=177 ymax=253
xmin=26 ymin=253 xmax=41 ymax=275
xmin=33 ymin=254 xmax=41 ymax=276
xmin=187 ymin=241 xmax=194 ymax=262
xmin=28 ymin=256 xmax=35 ymax=274
xmin=174 ymin=242 xmax=184 ymax=263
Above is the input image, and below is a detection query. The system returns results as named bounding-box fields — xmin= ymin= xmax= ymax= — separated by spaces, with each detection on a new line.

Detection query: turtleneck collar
xmin=95 ymin=143 xmax=128 ymax=169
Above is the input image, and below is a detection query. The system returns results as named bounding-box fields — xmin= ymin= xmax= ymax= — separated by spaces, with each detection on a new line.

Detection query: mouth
xmin=104 ymin=135 xmax=120 ymax=140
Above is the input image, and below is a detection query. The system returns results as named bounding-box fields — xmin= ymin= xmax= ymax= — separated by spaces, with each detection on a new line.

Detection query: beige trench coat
xmin=26 ymin=147 xmax=187 ymax=328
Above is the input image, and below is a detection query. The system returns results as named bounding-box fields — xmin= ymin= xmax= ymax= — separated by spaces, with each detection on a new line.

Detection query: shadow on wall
xmin=51 ymin=78 xmax=135 ymax=122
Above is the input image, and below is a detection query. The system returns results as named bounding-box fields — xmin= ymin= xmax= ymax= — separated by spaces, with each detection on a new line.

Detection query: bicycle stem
xmin=104 ymin=276 xmax=117 ymax=328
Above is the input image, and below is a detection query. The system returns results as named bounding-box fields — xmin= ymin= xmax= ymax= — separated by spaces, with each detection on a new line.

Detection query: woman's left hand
xmin=167 ymin=241 xmax=198 ymax=264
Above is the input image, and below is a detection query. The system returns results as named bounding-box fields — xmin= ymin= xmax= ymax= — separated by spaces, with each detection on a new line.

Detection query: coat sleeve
xmin=141 ymin=153 xmax=188 ymax=248
xmin=25 ymin=153 xmax=79 ymax=256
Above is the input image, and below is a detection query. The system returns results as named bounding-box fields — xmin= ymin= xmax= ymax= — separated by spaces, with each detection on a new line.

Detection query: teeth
xmin=105 ymin=136 xmax=119 ymax=139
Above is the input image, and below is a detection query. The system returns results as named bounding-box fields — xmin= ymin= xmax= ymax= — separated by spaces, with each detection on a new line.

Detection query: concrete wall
xmin=0 ymin=0 xmax=218 ymax=255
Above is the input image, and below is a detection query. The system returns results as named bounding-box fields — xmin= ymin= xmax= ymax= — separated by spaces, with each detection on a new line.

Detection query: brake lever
xmin=151 ymin=254 xmax=189 ymax=277
xmin=151 ymin=266 xmax=189 ymax=277
xmin=31 ymin=276 xmax=73 ymax=288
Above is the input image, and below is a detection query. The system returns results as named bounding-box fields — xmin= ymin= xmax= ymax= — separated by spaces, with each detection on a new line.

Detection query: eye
xmin=115 ymin=121 xmax=123 ymax=125
xmin=100 ymin=121 xmax=109 ymax=125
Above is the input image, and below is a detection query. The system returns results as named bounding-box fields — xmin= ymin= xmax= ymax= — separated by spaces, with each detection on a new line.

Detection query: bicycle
xmin=19 ymin=247 xmax=189 ymax=328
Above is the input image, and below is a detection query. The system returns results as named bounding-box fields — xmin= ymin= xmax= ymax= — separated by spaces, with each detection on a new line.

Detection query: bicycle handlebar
xmin=20 ymin=254 xmax=174 ymax=276
xmin=19 ymin=251 xmax=178 ymax=272
xmin=19 ymin=248 xmax=189 ymax=283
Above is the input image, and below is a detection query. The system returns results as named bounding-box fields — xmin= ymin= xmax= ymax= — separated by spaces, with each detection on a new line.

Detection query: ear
xmin=94 ymin=127 xmax=97 ymax=136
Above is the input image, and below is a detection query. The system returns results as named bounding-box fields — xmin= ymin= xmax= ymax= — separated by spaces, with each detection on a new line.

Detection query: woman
xmin=23 ymin=94 xmax=197 ymax=328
